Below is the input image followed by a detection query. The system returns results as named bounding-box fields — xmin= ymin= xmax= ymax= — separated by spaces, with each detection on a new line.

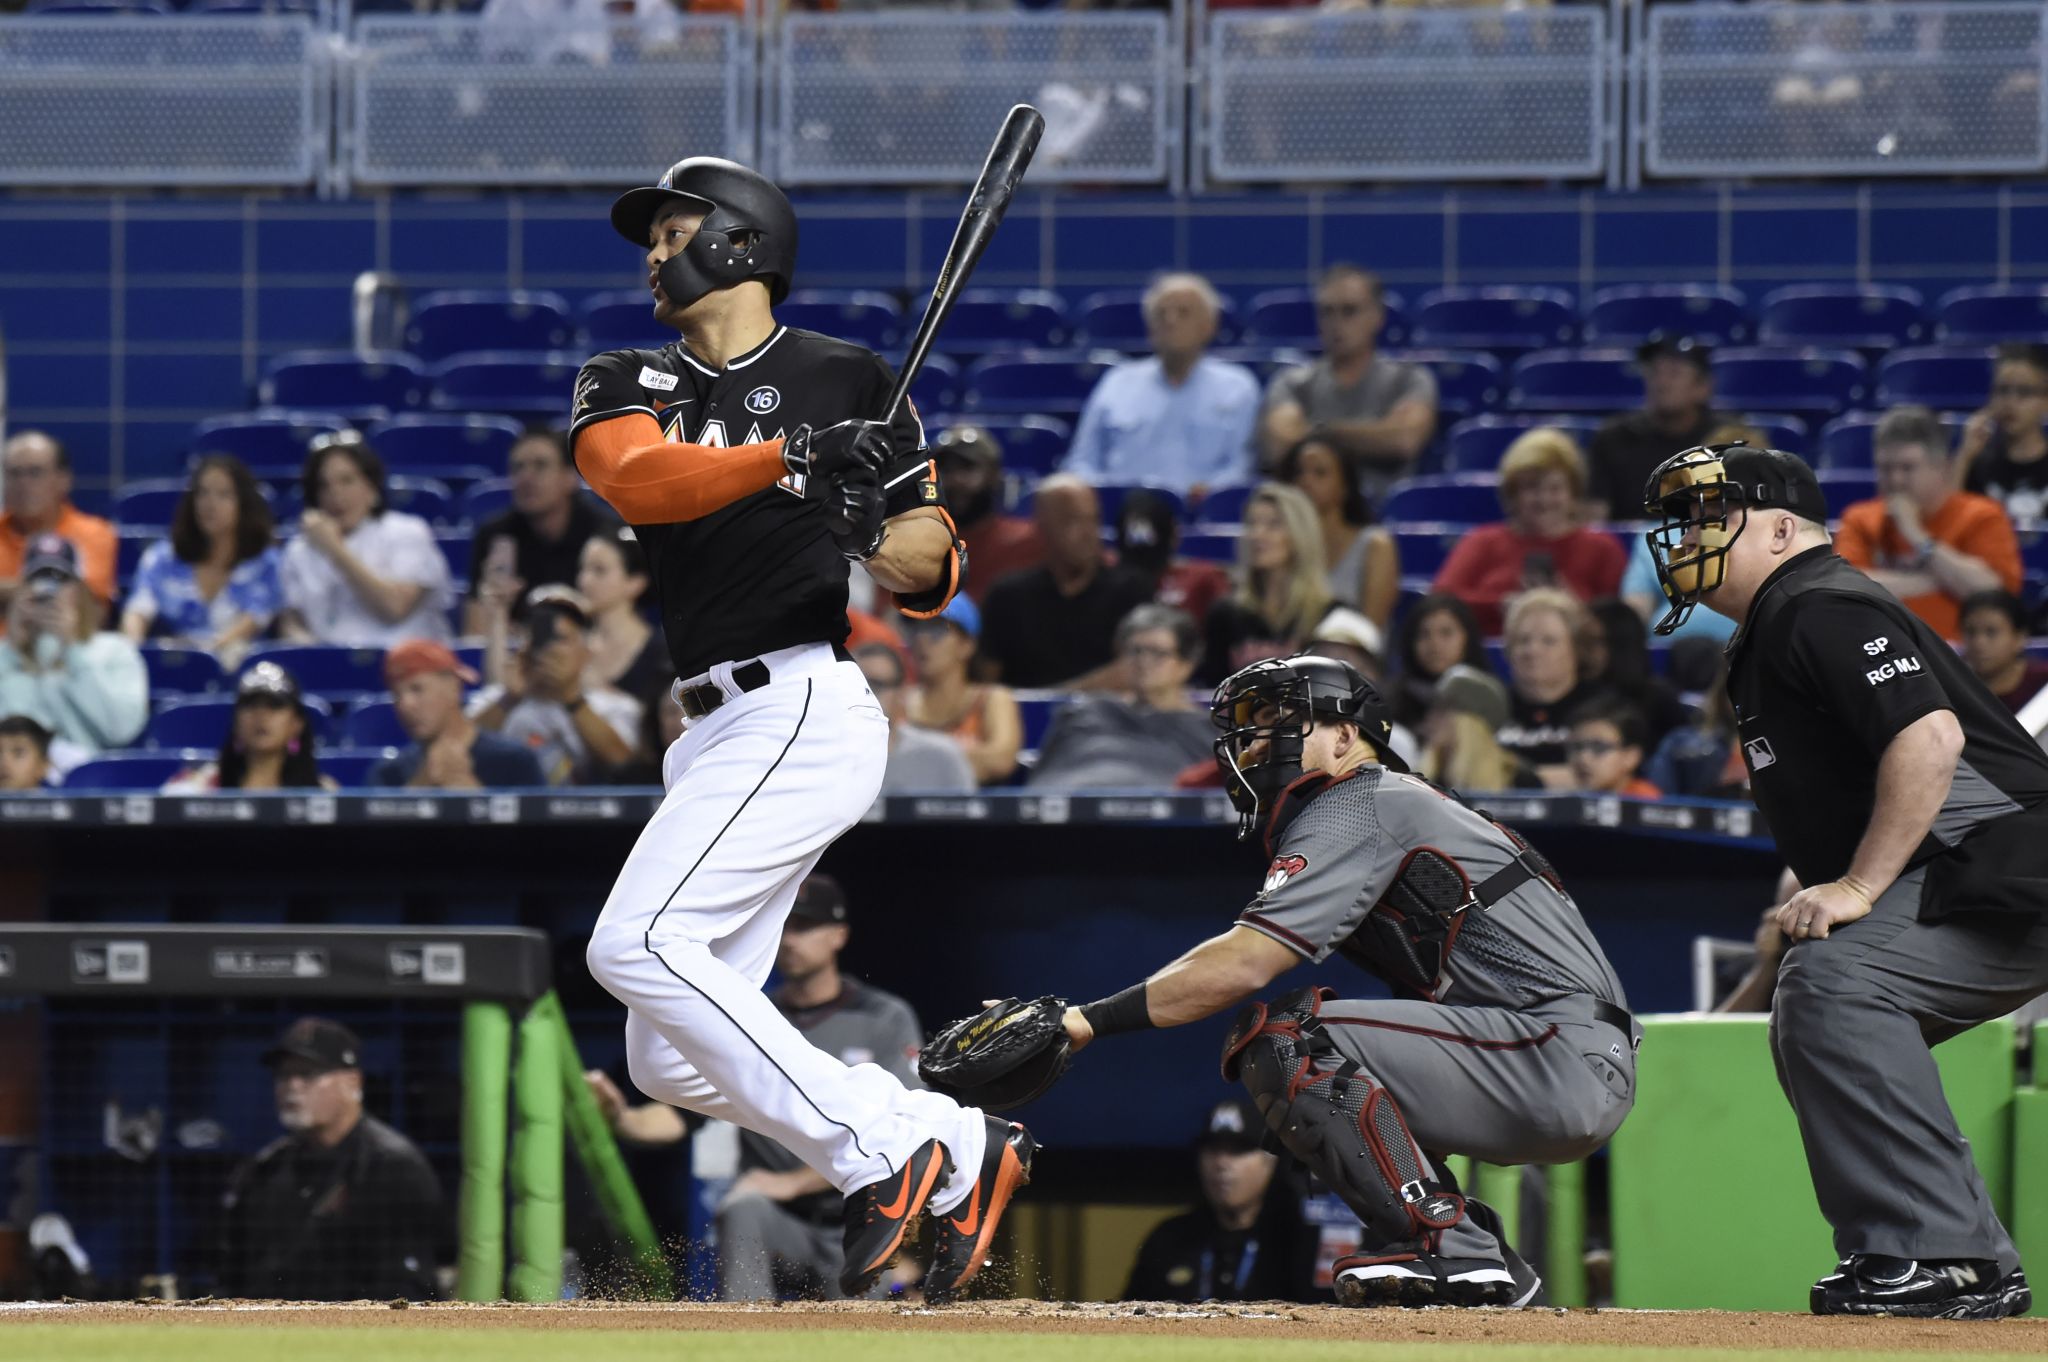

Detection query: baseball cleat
xmin=1810 ymin=1256 xmax=2031 ymax=1318
xmin=838 ymin=1138 xmax=952 ymax=1297
xmin=1335 ymin=1252 xmax=1518 ymax=1308
xmin=924 ymin=1117 xmax=1036 ymax=1304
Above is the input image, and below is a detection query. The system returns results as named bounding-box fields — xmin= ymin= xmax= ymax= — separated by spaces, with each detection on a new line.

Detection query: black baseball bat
xmin=881 ymin=104 xmax=1046 ymax=425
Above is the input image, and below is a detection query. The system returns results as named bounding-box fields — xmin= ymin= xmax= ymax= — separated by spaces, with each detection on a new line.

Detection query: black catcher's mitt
xmin=918 ymin=996 xmax=1072 ymax=1112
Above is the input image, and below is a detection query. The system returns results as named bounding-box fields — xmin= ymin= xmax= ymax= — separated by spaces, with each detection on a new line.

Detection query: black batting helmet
xmin=1211 ymin=654 xmax=1407 ymax=840
xmin=610 ymin=158 xmax=799 ymax=308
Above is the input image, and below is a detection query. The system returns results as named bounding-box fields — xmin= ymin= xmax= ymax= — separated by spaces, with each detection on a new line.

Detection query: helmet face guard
xmin=1211 ymin=665 xmax=1316 ymax=841
xmin=655 ymin=198 xmax=780 ymax=311
xmin=611 ymin=158 xmax=798 ymax=309
xmin=1643 ymin=446 xmax=1754 ymax=637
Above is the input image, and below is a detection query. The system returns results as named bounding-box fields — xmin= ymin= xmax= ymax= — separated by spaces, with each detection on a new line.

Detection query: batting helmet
xmin=610 ymin=158 xmax=799 ymax=308
xmin=1211 ymin=654 xmax=1407 ymax=840
xmin=1641 ymin=441 xmax=1827 ymax=636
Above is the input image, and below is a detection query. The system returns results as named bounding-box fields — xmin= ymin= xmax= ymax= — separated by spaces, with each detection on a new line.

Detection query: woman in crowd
xmin=280 ymin=432 xmax=453 ymax=647
xmin=1387 ymin=591 xmax=1490 ymax=728
xmin=163 ymin=662 xmax=336 ymax=793
xmin=576 ymin=526 xmax=667 ymax=698
xmin=1200 ymin=483 xmax=1339 ymax=683
xmin=1498 ymin=587 xmax=1613 ymax=788
xmin=906 ymin=593 xmax=1023 ymax=786
xmin=119 ymin=455 xmax=283 ymax=668
xmin=1578 ymin=596 xmax=1691 ymax=749
xmin=1277 ymin=434 xmax=1399 ymax=632
xmin=0 ymin=535 xmax=147 ymax=761
xmin=1418 ymin=663 xmax=1540 ymax=794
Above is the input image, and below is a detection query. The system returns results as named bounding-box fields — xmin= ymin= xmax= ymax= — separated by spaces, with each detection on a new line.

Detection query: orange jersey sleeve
xmin=572 ymin=412 xmax=787 ymax=525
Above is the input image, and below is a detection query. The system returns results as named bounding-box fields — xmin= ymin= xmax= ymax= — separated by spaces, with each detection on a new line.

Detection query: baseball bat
xmin=881 ymin=103 xmax=1046 ymax=425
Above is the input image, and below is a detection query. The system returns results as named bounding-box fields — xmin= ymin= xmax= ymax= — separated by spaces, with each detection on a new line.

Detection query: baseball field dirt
xmin=5 ymin=1299 xmax=2047 ymax=1362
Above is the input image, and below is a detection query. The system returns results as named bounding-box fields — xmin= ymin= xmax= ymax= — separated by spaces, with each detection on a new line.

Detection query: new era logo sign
xmin=1744 ymin=737 xmax=1776 ymax=770
xmin=72 ymin=940 xmax=148 ymax=985
xmin=389 ymin=943 xmax=466 ymax=986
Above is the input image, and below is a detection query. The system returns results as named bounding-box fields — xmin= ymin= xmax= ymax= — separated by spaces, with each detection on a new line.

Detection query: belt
xmin=676 ymin=660 xmax=771 ymax=721
xmin=1590 ymin=997 xmax=1640 ymax=1051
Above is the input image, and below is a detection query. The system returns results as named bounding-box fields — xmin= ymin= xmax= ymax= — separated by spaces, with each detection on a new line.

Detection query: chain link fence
xmin=1643 ymin=1 xmax=2047 ymax=179
xmin=1204 ymin=6 xmax=1607 ymax=184
xmin=774 ymin=11 xmax=1174 ymax=187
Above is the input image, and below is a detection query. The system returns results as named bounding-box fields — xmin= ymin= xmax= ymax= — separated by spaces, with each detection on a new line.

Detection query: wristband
xmin=1079 ymin=982 xmax=1154 ymax=1037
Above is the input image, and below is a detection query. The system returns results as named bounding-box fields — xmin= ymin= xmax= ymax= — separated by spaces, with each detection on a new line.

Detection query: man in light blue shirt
xmin=1061 ymin=273 xmax=1260 ymax=496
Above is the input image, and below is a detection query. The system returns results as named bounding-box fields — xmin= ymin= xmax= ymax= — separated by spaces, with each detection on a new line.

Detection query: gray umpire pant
xmin=715 ymin=1195 xmax=889 ymax=1302
xmin=1772 ymin=865 xmax=2048 ymax=1272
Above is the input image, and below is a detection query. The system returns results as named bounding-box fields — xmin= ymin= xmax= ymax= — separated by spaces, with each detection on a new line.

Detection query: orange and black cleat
xmin=838 ymin=1139 xmax=953 ymax=1297
xmin=924 ymin=1117 xmax=1037 ymax=1303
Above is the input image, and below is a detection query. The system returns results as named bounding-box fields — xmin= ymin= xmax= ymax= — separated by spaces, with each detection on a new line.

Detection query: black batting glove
xmin=825 ymin=469 xmax=888 ymax=561
xmin=783 ymin=418 xmax=892 ymax=486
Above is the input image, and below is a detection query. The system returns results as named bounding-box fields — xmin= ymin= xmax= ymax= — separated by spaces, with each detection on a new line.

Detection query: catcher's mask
xmin=1641 ymin=442 xmax=1829 ymax=636
xmin=611 ymin=157 xmax=798 ymax=310
xmin=1211 ymin=654 xmax=1407 ymax=840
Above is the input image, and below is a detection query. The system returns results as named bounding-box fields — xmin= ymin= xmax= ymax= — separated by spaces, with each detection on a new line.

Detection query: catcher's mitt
xmin=918 ymin=996 xmax=1072 ymax=1112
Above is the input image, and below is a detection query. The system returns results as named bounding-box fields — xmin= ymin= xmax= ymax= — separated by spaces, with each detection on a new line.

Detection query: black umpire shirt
xmin=1727 ymin=546 xmax=2048 ymax=900
xmin=568 ymin=327 xmax=940 ymax=680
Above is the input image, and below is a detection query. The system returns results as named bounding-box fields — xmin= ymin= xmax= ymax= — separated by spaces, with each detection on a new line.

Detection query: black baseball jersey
xmin=1727 ymin=545 xmax=2048 ymax=889
xmin=568 ymin=326 xmax=939 ymax=679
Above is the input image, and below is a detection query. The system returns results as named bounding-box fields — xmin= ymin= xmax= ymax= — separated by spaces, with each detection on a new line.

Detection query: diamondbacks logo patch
xmin=1262 ymin=854 xmax=1307 ymax=894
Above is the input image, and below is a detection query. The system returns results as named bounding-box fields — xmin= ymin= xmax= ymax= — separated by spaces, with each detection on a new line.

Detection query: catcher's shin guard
xmin=1222 ymin=987 xmax=1466 ymax=1252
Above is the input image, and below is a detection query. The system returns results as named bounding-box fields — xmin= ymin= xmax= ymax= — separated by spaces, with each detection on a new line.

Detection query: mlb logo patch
xmin=1743 ymin=737 xmax=1776 ymax=771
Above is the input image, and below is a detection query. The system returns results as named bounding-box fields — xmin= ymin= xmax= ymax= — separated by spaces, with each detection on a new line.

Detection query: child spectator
xmin=1567 ymin=702 xmax=1661 ymax=799
xmin=163 ymin=663 xmax=337 ymax=793
xmin=1959 ymin=589 xmax=2048 ymax=717
xmin=119 ymin=455 xmax=284 ymax=669
xmin=0 ymin=715 xmax=54 ymax=791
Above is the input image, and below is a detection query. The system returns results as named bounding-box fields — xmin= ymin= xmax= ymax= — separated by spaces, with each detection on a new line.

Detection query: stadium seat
xmin=189 ymin=0 xmax=317 ymax=12
xmin=963 ymin=356 xmax=1112 ymax=418
xmin=437 ymin=532 xmax=472 ymax=584
xmin=63 ymin=752 xmax=200 ymax=791
xmin=405 ymin=290 xmax=574 ymax=363
xmin=1391 ymin=525 xmax=1463 ymax=579
xmin=276 ymin=475 xmax=456 ymax=527
xmin=1583 ymin=285 xmax=1753 ymax=347
xmin=778 ymin=290 xmax=906 ymax=351
xmin=1505 ymin=349 xmax=1640 ymax=413
xmin=146 ymin=697 xmax=333 ymax=752
xmin=321 ymin=751 xmax=398 ymax=789
xmin=189 ymin=410 xmax=348 ymax=476
xmin=1816 ymin=469 xmax=1878 ymax=519
xmin=364 ymin=412 xmax=524 ymax=484
xmin=1379 ymin=476 xmax=1501 ymax=525
xmin=1737 ymin=413 xmax=1811 ymax=456
xmin=1410 ymin=288 xmax=1578 ymax=353
xmin=430 ymin=352 xmax=583 ymax=419
xmin=923 ymin=415 xmax=1071 ymax=479
xmin=138 ymin=645 xmax=226 ymax=697
xmin=117 ymin=529 xmax=153 ymax=583
xmin=1013 ymin=481 xmax=1185 ymax=526
xmin=1073 ymin=290 xmax=1241 ymax=350
xmin=915 ymin=289 xmax=1068 ymax=354
xmin=1211 ymin=347 xmax=1309 ymax=387
xmin=114 ymin=479 xmax=199 ymax=529
xmin=1442 ymin=415 xmax=1606 ymax=473
xmin=1398 ymin=350 xmax=1505 ymax=419
xmin=1241 ymin=288 xmax=1408 ymax=349
xmin=457 ymin=478 xmax=514 ymax=524
xmin=237 ymin=644 xmax=389 ymax=698
xmin=899 ymin=352 xmax=962 ymax=416
xmin=1816 ymin=411 xmax=1969 ymax=470
xmin=1194 ymin=482 xmax=1256 ymax=527
xmin=1178 ymin=529 xmax=1240 ymax=564
xmin=1012 ymin=691 xmax=1066 ymax=752
xmin=1934 ymin=286 xmax=2048 ymax=347
xmin=27 ymin=0 xmax=169 ymax=11
xmin=1708 ymin=348 xmax=1868 ymax=421
xmin=259 ymin=351 xmax=429 ymax=418
xmin=341 ymin=700 xmax=411 ymax=751
xmin=1758 ymin=284 xmax=1928 ymax=351
xmin=1875 ymin=347 xmax=1998 ymax=411
xmin=577 ymin=291 xmax=670 ymax=352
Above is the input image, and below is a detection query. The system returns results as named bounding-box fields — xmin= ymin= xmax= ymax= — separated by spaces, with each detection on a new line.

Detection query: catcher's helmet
xmin=1640 ymin=441 xmax=1828 ymax=636
xmin=1211 ymin=654 xmax=1407 ymax=840
xmin=610 ymin=158 xmax=798 ymax=309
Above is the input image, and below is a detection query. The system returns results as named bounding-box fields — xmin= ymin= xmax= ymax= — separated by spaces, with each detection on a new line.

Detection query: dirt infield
xmin=6 ymin=1299 xmax=2046 ymax=1353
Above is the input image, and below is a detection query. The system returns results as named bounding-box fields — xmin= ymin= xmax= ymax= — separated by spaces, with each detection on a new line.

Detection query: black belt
xmin=672 ymin=643 xmax=855 ymax=722
xmin=1590 ymin=998 xmax=1639 ymax=1050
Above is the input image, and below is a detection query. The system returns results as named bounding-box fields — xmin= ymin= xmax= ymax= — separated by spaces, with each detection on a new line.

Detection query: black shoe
xmin=838 ymin=1139 xmax=952 ymax=1298
xmin=1810 ymin=1255 xmax=2032 ymax=1319
xmin=924 ymin=1117 xmax=1036 ymax=1304
xmin=1335 ymin=1252 xmax=1517 ymax=1308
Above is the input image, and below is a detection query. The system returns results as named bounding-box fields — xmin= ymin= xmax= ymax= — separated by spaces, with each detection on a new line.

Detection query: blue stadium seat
xmin=139 ymin=645 xmax=226 ymax=697
xmin=1442 ymin=415 xmax=1606 ymax=473
xmin=430 ymin=352 xmax=582 ymax=419
xmin=900 ymin=352 xmax=962 ymax=416
xmin=458 ymin=478 xmax=514 ymax=524
xmin=364 ymin=412 xmax=524 ymax=484
xmin=238 ymin=644 xmax=389 ymax=698
xmin=405 ymin=290 xmax=574 ymax=363
xmin=1398 ymin=350 xmax=1505 ymax=419
xmin=260 ymin=351 xmax=429 ymax=418
xmin=1410 ymin=288 xmax=1578 ymax=353
xmin=577 ymin=291 xmax=670 ymax=352
xmin=1758 ymin=284 xmax=1929 ymax=351
xmin=1816 ymin=410 xmax=1970 ymax=471
xmin=1073 ymin=290 xmax=1241 ymax=349
xmin=963 ymin=356 xmax=1112 ymax=418
xmin=190 ymin=410 xmax=348 ymax=476
xmin=1241 ymin=288 xmax=1408 ymax=349
xmin=1708 ymin=348 xmax=1868 ymax=421
xmin=1935 ymin=286 xmax=2048 ymax=347
xmin=916 ymin=289 xmax=1068 ymax=354
xmin=1380 ymin=476 xmax=1501 ymax=525
xmin=63 ymin=752 xmax=199 ymax=791
xmin=1178 ymin=529 xmax=1239 ymax=564
xmin=1505 ymin=349 xmax=1640 ymax=413
xmin=1194 ymin=482 xmax=1256 ymax=527
xmin=778 ymin=289 xmax=906 ymax=351
xmin=923 ymin=415 xmax=1071 ymax=479
xmin=27 ymin=0 xmax=168 ymax=10
xmin=1738 ymin=413 xmax=1812 ymax=456
xmin=114 ymin=479 xmax=198 ymax=528
xmin=118 ymin=529 xmax=153 ymax=583
xmin=1391 ymin=525 xmax=1463 ymax=579
xmin=2021 ymin=527 xmax=2048 ymax=577
xmin=1013 ymin=691 xmax=1065 ymax=752
xmin=1875 ymin=347 xmax=1997 ymax=411
xmin=275 ymin=475 xmax=456 ymax=528
xmin=189 ymin=0 xmax=317 ymax=12
xmin=341 ymin=700 xmax=411 ymax=750
xmin=146 ymin=697 xmax=333 ymax=752
xmin=1817 ymin=469 xmax=1877 ymax=518
xmin=438 ymin=531 xmax=472 ymax=584
xmin=322 ymin=751 xmax=398 ymax=789
xmin=1583 ymin=285 xmax=1753 ymax=347
xmin=1013 ymin=481 xmax=1185 ymax=526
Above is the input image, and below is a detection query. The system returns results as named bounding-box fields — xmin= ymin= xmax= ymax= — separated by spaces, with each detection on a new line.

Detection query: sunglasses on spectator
xmin=1566 ymin=739 xmax=1623 ymax=757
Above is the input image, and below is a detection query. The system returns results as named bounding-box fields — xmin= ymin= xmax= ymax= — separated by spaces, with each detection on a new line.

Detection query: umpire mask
xmin=1642 ymin=442 xmax=1829 ymax=635
xmin=1211 ymin=655 xmax=1406 ymax=841
xmin=611 ymin=158 xmax=799 ymax=309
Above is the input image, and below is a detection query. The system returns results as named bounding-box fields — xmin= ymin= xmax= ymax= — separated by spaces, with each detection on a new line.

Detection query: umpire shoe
xmin=839 ymin=1139 xmax=953 ymax=1297
xmin=1335 ymin=1252 xmax=1519 ymax=1309
xmin=925 ymin=1117 xmax=1038 ymax=1304
xmin=1810 ymin=1255 xmax=2033 ymax=1319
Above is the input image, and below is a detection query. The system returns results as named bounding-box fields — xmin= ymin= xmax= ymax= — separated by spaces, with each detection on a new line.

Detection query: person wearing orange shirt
xmin=1566 ymin=702 xmax=1662 ymax=800
xmin=1 ymin=431 xmax=117 ymax=612
xmin=1835 ymin=407 xmax=2021 ymax=642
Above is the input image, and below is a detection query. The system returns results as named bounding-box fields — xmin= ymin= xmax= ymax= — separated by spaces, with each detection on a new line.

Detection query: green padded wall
xmin=1611 ymin=1014 xmax=2016 ymax=1311
xmin=2015 ymin=1022 xmax=2048 ymax=1318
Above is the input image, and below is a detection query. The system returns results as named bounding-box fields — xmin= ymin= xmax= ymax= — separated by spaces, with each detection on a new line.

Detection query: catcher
xmin=925 ymin=655 xmax=1638 ymax=1307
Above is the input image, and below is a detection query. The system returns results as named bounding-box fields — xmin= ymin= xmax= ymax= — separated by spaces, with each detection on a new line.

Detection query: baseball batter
xmin=1051 ymin=655 xmax=1637 ymax=1307
xmin=572 ymin=157 xmax=1032 ymax=1301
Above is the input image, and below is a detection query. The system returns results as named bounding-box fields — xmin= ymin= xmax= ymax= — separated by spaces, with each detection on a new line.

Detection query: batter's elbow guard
xmin=895 ymin=538 xmax=967 ymax=620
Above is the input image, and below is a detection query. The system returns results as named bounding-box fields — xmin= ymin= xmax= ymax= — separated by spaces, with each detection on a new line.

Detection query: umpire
xmin=1644 ymin=442 xmax=2048 ymax=1319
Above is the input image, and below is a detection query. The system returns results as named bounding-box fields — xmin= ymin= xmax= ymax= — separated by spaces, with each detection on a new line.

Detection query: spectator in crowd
xmin=1959 ymin=589 xmax=2048 ymax=717
xmin=1497 ymin=587 xmax=1609 ymax=787
xmin=472 ymin=587 xmax=640 ymax=786
xmin=1123 ymin=1097 xmax=1316 ymax=1305
xmin=465 ymin=429 xmax=618 ymax=633
xmin=1417 ymin=663 xmax=1540 ymax=794
xmin=1433 ymin=427 xmax=1625 ymax=635
xmin=1958 ymin=342 xmax=2048 ymax=522
xmin=1062 ymin=273 xmax=1259 ymax=496
xmin=611 ymin=680 xmax=689 ymax=788
xmin=1714 ymin=869 xmax=1801 ymax=1016
xmin=218 ymin=1018 xmax=443 ymax=1302
xmin=1579 ymin=597 xmax=1690 ymax=749
xmin=0 ymin=715 xmax=54 ymax=792
xmin=932 ymin=427 xmax=1040 ymax=606
xmin=1199 ymin=483 xmax=1342 ymax=684
xmin=371 ymin=638 xmax=545 ymax=789
xmin=1584 ymin=335 xmax=1729 ymax=521
xmin=1027 ymin=604 xmax=1211 ymax=791
xmin=0 ymin=431 xmax=117 ymax=616
xmin=584 ymin=877 xmax=930 ymax=1301
xmin=281 ymin=432 xmax=453 ymax=648
xmin=1386 ymin=592 xmax=1489 ymax=728
xmin=1259 ymin=264 xmax=1438 ymax=503
xmin=1835 ymin=405 xmax=2021 ymax=642
xmin=119 ymin=455 xmax=284 ymax=668
xmin=0 ymin=535 xmax=147 ymax=758
xmin=1566 ymin=700 xmax=1661 ymax=799
xmin=1644 ymin=658 xmax=1748 ymax=800
xmin=979 ymin=476 xmax=1155 ymax=689
xmin=852 ymin=643 xmax=974 ymax=795
xmin=905 ymin=594 xmax=1021 ymax=787
xmin=1277 ymin=434 xmax=1398 ymax=632
xmin=575 ymin=527 xmax=668 ymax=698
xmin=1115 ymin=490 xmax=1229 ymax=631
xmin=163 ymin=663 xmax=338 ymax=794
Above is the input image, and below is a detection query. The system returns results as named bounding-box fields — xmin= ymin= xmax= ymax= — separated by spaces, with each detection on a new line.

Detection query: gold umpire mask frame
xmin=1644 ymin=450 xmax=1746 ymax=637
